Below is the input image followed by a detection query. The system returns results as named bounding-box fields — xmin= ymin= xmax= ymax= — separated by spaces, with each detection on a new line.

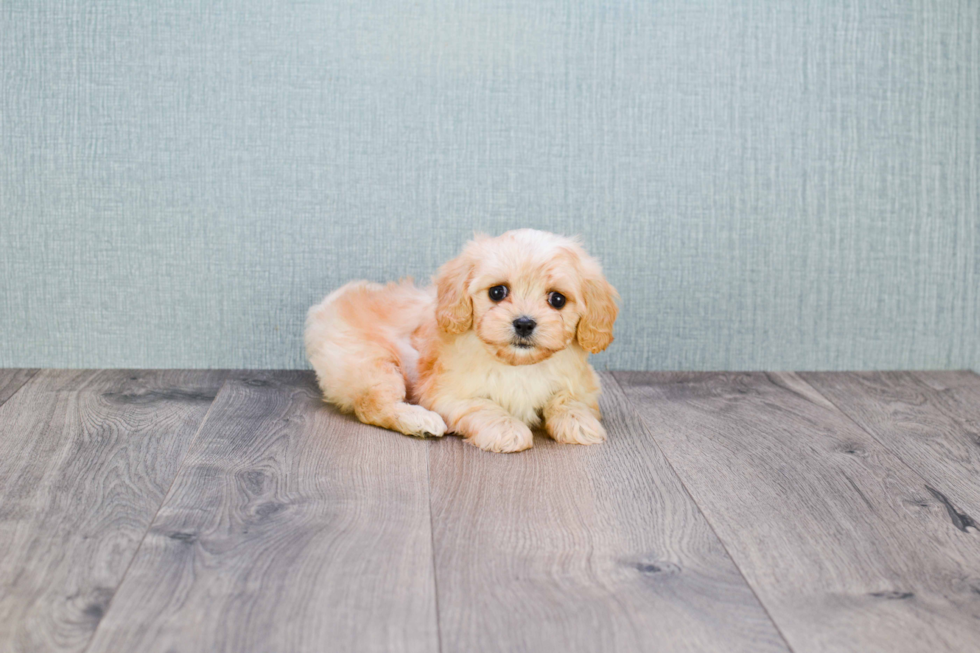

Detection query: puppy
xmin=304 ymin=229 xmax=618 ymax=453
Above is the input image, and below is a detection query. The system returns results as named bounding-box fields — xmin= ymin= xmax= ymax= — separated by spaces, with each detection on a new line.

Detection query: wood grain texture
xmin=0 ymin=368 xmax=38 ymax=406
xmin=802 ymin=371 xmax=980 ymax=521
xmin=85 ymin=371 xmax=439 ymax=653
xmin=0 ymin=369 xmax=226 ymax=653
xmin=617 ymin=371 xmax=980 ymax=653
xmin=427 ymin=372 xmax=789 ymax=653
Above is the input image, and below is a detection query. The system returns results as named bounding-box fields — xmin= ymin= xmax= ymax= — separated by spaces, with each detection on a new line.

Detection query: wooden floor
xmin=1 ymin=370 xmax=979 ymax=653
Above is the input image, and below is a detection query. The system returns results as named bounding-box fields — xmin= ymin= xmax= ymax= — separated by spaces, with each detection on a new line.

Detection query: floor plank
xmin=427 ymin=372 xmax=789 ymax=653
xmin=617 ymin=371 xmax=980 ymax=653
xmin=0 ymin=369 xmax=226 ymax=653
xmin=85 ymin=371 xmax=439 ymax=653
xmin=801 ymin=371 xmax=980 ymax=521
xmin=0 ymin=368 xmax=38 ymax=406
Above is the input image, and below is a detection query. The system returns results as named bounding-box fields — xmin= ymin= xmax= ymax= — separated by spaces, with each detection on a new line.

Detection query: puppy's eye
xmin=488 ymin=285 xmax=509 ymax=302
xmin=548 ymin=291 xmax=566 ymax=309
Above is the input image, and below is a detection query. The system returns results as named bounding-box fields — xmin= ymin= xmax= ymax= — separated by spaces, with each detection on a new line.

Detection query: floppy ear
xmin=434 ymin=252 xmax=475 ymax=334
xmin=576 ymin=271 xmax=619 ymax=354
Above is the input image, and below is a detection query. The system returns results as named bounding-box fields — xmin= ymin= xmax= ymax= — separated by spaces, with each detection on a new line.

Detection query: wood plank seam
xmin=0 ymin=368 xmax=40 ymax=408
xmin=795 ymin=373 xmax=980 ymax=534
xmin=607 ymin=373 xmax=797 ymax=653
xmin=77 ymin=374 xmax=231 ymax=653
xmin=425 ymin=445 xmax=445 ymax=653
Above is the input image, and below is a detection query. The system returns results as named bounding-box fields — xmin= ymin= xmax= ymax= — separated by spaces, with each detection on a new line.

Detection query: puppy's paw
xmin=546 ymin=409 xmax=606 ymax=446
xmin=466 ymin=419 xmax=533 ymax=453
xmin=393 ymin=404 xmax=448 ymax=438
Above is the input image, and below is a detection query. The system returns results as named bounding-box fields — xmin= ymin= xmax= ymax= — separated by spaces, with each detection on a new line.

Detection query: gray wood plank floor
xmin=0 ymin=370 xmax=227 ymax=653
xmin=85 ymin=371 xmax=439 ymax=653
xmin=801 ymin=371 xmax=980 ymax=523
xmin=616 ymin=371 xmax=980 ymax=653
xmin=428 ymin=374 xmax=788 ymax=653
xmin=1 ymin=368 xmax=979 ymax=653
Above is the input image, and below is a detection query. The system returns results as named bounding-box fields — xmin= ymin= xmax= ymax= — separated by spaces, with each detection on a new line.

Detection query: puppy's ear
xmin=576 ymin=267 xmax=619 ymax=354
xmin=434 ymin=251 xmax=475 ymax=334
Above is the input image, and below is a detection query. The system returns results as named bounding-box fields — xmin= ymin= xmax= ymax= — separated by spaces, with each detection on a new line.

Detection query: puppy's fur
xmin=305 ymin=229 xmax=618 ymax=453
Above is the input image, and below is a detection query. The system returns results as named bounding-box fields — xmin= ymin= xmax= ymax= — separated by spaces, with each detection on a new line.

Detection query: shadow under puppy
xmin=305 ymin=229 xmax=618 ymax=453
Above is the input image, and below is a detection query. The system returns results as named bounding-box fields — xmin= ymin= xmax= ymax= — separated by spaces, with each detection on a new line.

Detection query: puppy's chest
xmin=479 ymin=362 xmax=560 ymax=421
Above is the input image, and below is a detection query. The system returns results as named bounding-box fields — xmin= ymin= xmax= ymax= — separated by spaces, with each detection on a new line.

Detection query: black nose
xmin=512 ymin=316 xmax=536 ymax=337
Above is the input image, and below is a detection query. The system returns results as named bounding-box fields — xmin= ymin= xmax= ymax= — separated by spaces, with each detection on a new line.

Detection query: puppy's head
xmin=433 ymin=229 xmax=618 ymax=365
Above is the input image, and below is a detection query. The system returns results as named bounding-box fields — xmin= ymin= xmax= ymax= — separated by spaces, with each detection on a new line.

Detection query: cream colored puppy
xmin=304 ymin=229 xmax=618 ymax=453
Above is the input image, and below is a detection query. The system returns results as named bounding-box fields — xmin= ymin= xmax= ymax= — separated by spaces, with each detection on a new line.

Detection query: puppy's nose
xmin=512 ymin=316 xmax=536 ymax=337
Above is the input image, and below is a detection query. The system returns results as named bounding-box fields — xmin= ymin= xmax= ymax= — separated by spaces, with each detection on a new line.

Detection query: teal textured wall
xmin=1 ymin=1 xmax=978 ymax=370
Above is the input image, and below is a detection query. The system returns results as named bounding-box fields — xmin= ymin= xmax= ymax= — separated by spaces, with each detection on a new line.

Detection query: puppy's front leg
xmin=442 ymin=399 xmax=533 ymax=453
xmin=544 ymin=391 xmax=606 ymax=446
